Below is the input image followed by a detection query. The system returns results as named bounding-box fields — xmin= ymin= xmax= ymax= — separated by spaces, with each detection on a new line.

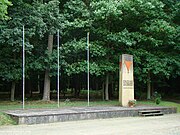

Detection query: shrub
xmin=153 ymin=91 xmax=162 ymax=105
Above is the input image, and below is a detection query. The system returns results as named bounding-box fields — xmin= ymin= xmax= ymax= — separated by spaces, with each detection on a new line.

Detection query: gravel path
xmin=0 ymin=114 xmax=180 ymax=135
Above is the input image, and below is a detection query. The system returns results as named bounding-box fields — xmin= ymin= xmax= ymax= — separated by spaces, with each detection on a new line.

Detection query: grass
xmin=0 ymin=100 xmax=179 ymax=126
xmin=0 ymin=100 xmax=119 ymax=110
xmin=137 ymin=100 xmax=180 ymax=113
xmin=0 ymin=112 xmax=16 ymax=126
xmin=0 ymin=100 xmax=179 ymax=111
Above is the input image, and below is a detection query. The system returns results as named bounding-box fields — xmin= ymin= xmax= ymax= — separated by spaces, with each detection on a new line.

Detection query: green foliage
xmin=61 ymin=38 xmax=117 ymax=77
xmin=91 ymin=0 xmax=122 ymax=21
xmin=155 ymin=98 xmax=161 ymax=104
xmin=80 ymin=89 xmax=102 ymax=98
xmin=63 ymin=0 xmax=90 ymax=38
xmin=0 ymin=0 xmax=179 ymax=99
xmin=107 ymin=29 xmax=137 ymax=46
xmin=32 ymin=0 xmax=64 ymax=35
xmin=152 ymin=91 xmax=162 ymax=104
xmin=0 ymin=0 xmax=12 ymax=20
xmin=0 ymin=0 xmax=34 ymax=81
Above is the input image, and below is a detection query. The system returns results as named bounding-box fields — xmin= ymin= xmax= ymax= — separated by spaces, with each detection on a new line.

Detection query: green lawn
xmin=137 ymin=100 xmax=180 ymax=113
xmin=0 ymin=100 xmax=179 ymax=112
xmin=0 ymin=112 xmax=16 ymax=126
xmin=0 ymin=100 xmax=179 ymax=125
xmin=0 ymin=100 xmax=119 ymax=110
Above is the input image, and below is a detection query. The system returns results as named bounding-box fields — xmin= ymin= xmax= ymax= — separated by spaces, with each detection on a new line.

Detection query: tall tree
xmin=31 ymin=0 xmax=64 ymax=101
xmin=0 ymin=0 xmax=34 ymax=101
xmin=0 ymin=0 xmax=179 ymax=101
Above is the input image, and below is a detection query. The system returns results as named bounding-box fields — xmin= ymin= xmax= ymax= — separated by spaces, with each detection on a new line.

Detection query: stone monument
xmin=119 ymin=54 xmax=134 ymax=107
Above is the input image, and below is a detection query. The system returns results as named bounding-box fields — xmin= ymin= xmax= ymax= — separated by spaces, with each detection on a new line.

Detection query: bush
xmin=80 ymin=90 xmax=101 ymax=98
xmin=155 ymin=97 xmax=161 ymax=104
xmin=153 ymin=91 xmax=162 ymax=105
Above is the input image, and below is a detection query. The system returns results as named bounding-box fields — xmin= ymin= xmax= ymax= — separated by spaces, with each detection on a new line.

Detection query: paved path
xmin=0 ymin=114 xmax=180 ymax=135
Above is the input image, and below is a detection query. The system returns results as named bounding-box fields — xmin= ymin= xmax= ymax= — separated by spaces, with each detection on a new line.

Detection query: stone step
xmin=139 ymin=110 xmax=161 ymax=114
xmin=139 ymin=110 xmax=161 ymax=113
xmin=140 ymin=112 xmax=164 ymax=117
xmin=139 ymin=110 xmax=164 ymax=117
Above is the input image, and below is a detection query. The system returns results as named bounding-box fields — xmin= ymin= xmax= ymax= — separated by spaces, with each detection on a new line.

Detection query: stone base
xmin=4 ymin=106 xmax=177 ymax=125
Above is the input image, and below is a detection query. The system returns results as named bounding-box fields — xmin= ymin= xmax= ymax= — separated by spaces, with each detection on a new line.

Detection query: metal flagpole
xmin=57 ymin=30 xmax=60 ymax=108
xmin=22 ymin=25 xmax=25 ymax=109
xmin=87 ymin=32 xmax=90 ymax=107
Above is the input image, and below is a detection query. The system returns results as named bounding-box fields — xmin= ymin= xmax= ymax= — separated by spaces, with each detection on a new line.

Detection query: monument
xmin=119 ymin=54 xmax=134 ymax=107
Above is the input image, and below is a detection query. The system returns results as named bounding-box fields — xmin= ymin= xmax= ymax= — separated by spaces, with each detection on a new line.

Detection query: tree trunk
xmin=96 ymin=81 xmax=98 ymax=90
xmin=43 ymin=34 xmax=53 ymax=101
xmin=37 ymin=74 xmax=40 ymax=93
xmin=111 ymin=81 xmax=114 ymax=98
xmin=105 ymin=73 xmax=109 ymax=101
xmin=11 ymin=81 xmax=16 ymax=101
xmin=151 ymin=81 xmax=154 ymax=96
xmin=102 ymin=82 xmax=105 ymax=101
xmin=147 ymin=71 xmax=151 ymax=100
xmin=27 ymin=79 xmax=32 ymax=98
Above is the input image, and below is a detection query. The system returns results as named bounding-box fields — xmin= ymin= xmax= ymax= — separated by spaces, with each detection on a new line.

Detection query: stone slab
xmin=4 ymin=106 xmax=177 ymax=125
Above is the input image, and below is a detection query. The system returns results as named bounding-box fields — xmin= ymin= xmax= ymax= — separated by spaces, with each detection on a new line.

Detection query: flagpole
xmin=57 ymin=30 xmax=60 ymax=108
xmin=87 ymin=32 xmax=90 ymax=107
xmin=22 ymin=25 xmax=25 ymax=109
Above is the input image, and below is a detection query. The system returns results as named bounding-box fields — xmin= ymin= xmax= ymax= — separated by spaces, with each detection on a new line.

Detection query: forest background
xmin=0 ymin=0 xmax=179 ymax=102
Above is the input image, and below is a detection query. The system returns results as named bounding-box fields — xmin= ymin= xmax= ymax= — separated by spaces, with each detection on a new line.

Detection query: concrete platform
xmin=4 ymin=106 xmax=177 ymax=125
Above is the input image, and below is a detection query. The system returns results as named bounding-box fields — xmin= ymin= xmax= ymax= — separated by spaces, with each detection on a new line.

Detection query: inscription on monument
xmin=123 ymin=87 xmax=133 ymax=89
xmin=123 ymin=80 xmax=133 ymax=86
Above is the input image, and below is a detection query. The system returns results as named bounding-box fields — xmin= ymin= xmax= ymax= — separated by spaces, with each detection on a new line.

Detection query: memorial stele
xmin=119 ymin=54 xmax=134 ymax=107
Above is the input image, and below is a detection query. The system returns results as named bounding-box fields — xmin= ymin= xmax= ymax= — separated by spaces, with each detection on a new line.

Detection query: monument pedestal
xmin=119 ymin=54 xmax=134 ymax=107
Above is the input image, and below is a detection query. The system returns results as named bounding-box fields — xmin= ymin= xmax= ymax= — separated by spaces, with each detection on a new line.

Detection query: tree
xmin=60 ymin=0 xmax=179 ymax=100
xmin=90 ymin=0 xmax=179 ymax=99
xmin=0 ymin=0 xmax=34 ymax=101
xmin=61 ymin=0 xmax=122 ymax=100
xmin=0 ymin=0 xmax=179 ymax=102
xmin=30 ymin=0 xmax=64 ymax=101
xmin=115 ymin=0 xmax=180 ymax=99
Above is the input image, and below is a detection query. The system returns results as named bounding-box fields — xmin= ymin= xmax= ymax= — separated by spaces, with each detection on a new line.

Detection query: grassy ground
xmin=0 ymin=100 xmax=120 ymax=110
xmin=138 ymin=101 xmax=180 ymax=113
xmin=0 ymin=100 xmax=179 ymax=125
xmin=0 ymin=112 xmax=16 ymax=126
xmin=138 ymin=100 xmax=180 ymax=113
